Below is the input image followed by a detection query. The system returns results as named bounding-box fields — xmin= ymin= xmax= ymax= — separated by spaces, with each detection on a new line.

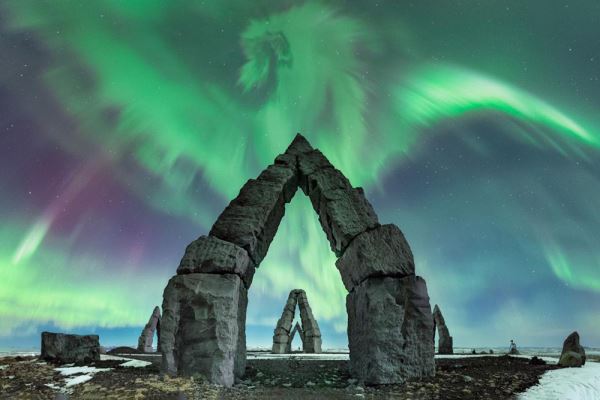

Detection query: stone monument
xmin=159 ymin=134 xmax=435 ymax=386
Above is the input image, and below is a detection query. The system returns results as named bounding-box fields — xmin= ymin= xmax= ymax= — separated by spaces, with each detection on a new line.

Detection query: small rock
xmin=529 ymin=356 xmax=546 ymax=365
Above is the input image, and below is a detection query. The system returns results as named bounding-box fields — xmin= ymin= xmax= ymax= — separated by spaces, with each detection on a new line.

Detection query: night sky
xmin=1 ymin=1 xmax=599 ymax=351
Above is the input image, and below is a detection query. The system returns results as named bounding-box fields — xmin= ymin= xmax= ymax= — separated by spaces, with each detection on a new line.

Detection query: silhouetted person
xmin=508 ymin=339 xmax=519 ymax=355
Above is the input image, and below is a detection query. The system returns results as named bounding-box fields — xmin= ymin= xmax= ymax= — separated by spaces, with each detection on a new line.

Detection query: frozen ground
xmin=518 ymin=359 xmax=600 ymax=400
xmin=3 ymin=348 xmax=599 ymax=398
xmin=247 ymin=350 xmax=600 ymax=399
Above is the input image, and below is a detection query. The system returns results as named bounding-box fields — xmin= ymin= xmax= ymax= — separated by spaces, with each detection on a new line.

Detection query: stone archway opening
xmin=159 ymin=134 xmax=435 ymax=386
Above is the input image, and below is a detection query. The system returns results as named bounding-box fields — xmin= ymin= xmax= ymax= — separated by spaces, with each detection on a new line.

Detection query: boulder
xmin=347 ymin=275 xmax=435 ymax=385
xmin=177 ymin=235 xmax=255 ymax=287
xmin=137 ymin=306 xmax=161 ymax=353
xmin=160 ymin=273 xmax=247 ymax=386
xmin=432 ymin=305 xmax=453 ymax=355
xmin=558 ymin=331 xmax=586 ymax=367
xmin=41 ymin=332 xmax=100 ymax=363
xmin=336 ymin=224 xmax=415 ymax=291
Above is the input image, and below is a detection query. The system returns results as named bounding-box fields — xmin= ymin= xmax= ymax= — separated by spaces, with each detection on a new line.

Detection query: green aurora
xmin=1 ymin=1 xmax=599 ymax=348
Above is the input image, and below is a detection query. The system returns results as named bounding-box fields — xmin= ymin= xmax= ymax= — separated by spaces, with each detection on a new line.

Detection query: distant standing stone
xmin=558 ymin=331 xmax=586 ymax=367
xmin=137 ymin=306 xmax=161 ymax=353
xmin=41 ymin=332 xmax=100 ymax=363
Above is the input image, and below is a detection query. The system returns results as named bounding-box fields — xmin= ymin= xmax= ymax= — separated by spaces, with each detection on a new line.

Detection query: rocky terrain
xmin=0 ymin=353 xmax=560 ymax=399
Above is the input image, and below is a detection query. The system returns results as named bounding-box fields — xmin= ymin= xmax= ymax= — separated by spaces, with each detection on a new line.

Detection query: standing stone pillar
xmin=272 ymin=291 xmax=298 ymax=354
xmin=160 ymin=273 xmax=247 ymax=386
xmin=296 ymin=289 xmax=322 ymax=353
xmin=432 ymin=304 xmax=453 ymax=354
xmin=137 ymin=306 xmax=161 ymax=353
xmin=337 ymin=225 xmax=435 ymax=384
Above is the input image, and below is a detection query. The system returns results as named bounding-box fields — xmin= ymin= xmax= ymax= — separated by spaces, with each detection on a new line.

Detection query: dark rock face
xmin=346 ymin=275 xmax=435 ymax=385
xmin=161 ymin=134 xmax=433 ymax=387
xmin=137 ymin=306 xmax=161 ymax=353
xmin=41 ymin=332 xmax=100 ymax=363
xmin=432 ymin=305 xmax=454 ymax=355
xmin=558 ymin=331 xmax=586 ymax=367
xmin=336 ymin=224 xmax=415 ymax=291
xmin=160 ymin=273 xmax=247 ymax=386
xmin=272 ymin=289 xmax=322 ymax=354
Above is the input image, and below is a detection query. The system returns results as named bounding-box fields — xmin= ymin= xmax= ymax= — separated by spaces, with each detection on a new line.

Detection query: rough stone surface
xmin=137 ymin=306 xmax=161 ymax=353
xmin=297 ymin=150 xmax=379 ymax=256
xmin=347 ymin=275 xmax=435 ymax=385
xmin=41 ymin=332 xmax=100 ymax=363
xmin=284 ymin=133 xmax=314 ymax=156
xmin=209 ymin=163 xmax=296 ymax=267
xmin=316 ymin=188 xmax=379 ymax=256
xmin=558 ymin=331 xmax=586 ymax=367
xmin=177 ymin=235 xmax=255 ymax=287
xmin=160 ymin=273 xmax=247 ymax=387
xmin=296 ymin=290 xmax=322 ymax=353
xmin=272 ymin=289 xmax=322 ymax=354
xmin=336 ymin=224 xmax=415 ymax=291
xmin=432 ymin=305 xmax=453 ymax=355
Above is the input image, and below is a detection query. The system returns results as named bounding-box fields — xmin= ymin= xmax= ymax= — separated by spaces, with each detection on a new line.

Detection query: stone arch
xmin=272 ymin=289 xmax=321 ymax=354
xmin=432 ymin=304 xmax=453 ymax=354
xmin=160 ymin=134 xmax=435 ymax=386
xmin=137 ymin=306 xmax=161 ymax=353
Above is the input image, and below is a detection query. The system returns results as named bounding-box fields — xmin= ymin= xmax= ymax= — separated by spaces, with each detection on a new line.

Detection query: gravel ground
xmin=0 ymin=354 xmax=560 ymax=399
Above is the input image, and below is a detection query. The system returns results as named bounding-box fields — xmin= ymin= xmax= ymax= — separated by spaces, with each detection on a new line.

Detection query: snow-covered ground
xmin=43 ymin=354 xmax=152 ymax=393
xmin=518 ymin=360 xmax=600 ymax=400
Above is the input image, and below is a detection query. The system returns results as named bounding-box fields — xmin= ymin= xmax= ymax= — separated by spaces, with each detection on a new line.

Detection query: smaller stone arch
xmin=137 ymin=306 xmax=161 ymax=353
xmin=287 ymin=322 xmax=304 ymax=352
xmin=272 ymin=289 xmax=322 ymax=354
xmin=432 ymin=304 xmax=453 ymax=354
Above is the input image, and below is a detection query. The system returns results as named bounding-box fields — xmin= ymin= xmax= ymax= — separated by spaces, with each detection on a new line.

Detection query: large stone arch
xmin=160 ymin=134 xmax=435 ymax=386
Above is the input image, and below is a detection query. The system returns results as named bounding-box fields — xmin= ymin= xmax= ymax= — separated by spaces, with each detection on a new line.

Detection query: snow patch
xmin=65 ymin=374 xmax=93 ymax=387
xmin=518 ymin=362 xmax=600 ymax=400
xmin=0 ymin=365 xmax=7 ymax=370
xmin=120 ymin=359 xmax=152 ymax=368
xmin=55 ymin=366 xmax=112 ymax=376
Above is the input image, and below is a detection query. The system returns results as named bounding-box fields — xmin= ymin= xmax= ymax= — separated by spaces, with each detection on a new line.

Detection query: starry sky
xmin=1 ymin=1 xmax=600 ymax=351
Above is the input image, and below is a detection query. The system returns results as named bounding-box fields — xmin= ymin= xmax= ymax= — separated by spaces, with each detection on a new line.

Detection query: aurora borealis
xmin=1 ymin=1 xmax=599 ymax=350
